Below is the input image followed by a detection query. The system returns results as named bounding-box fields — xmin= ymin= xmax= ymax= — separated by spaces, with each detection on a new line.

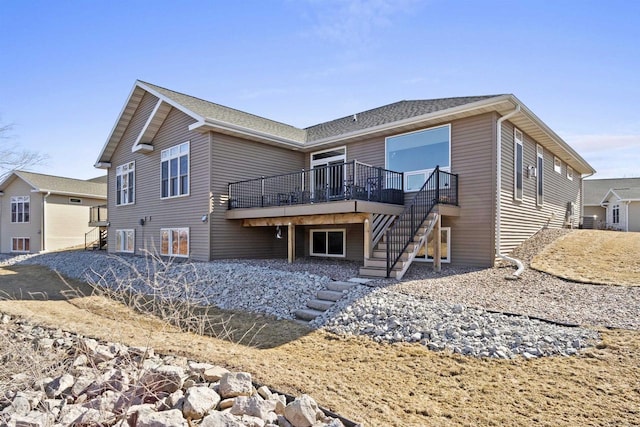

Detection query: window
xmin=115 ymin=229 xmax=135 ymax=253
xmin=612 ymin=205 xmax=620 ymax=224
xmin=386 ymin=125 xmax=450 ymax=191
xmin=11 ymin=196 xmax=30 ymax=223
xmin=161 ymin=142 xmax=190 ymax=198
xmin=116 ymin=162 xmax=135 ymax=205
xmin=554 ymin=157 xmax=562 ymax=174
xmin=160 ymin=228 xmax=189 ymax=257
xmin=11 ymin=237 xmax=30 ymax=253
xmin=310 ymin=229 xmax=345 ymax=257
xmin=567 ymin=166 xmax=574 ymax=181
xmin=416 ymin=227 xmax=451 ymax=263
xmin=514 ymin=129 xmax=524 ymax=201
xmin=536 ymin=145 xmax=544 ymax=206
xmin=69 ymin=198 xmax=83 ymax=204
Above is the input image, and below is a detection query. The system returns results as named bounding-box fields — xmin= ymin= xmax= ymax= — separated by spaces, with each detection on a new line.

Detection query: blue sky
xmin=1 ymin=0 xmax=638 ymax=180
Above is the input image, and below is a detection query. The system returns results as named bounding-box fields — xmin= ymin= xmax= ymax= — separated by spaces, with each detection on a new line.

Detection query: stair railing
xmin=385 ymin=166 xmax=458 ymax=277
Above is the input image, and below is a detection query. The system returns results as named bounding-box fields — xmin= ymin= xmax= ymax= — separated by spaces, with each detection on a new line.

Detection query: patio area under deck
xmin=226 ymin=201 xmax=459 ymax=264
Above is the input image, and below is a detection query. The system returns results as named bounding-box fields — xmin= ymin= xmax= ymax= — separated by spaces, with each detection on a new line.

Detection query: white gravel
xmin=1 ymin=228 xmax=637 ymax=359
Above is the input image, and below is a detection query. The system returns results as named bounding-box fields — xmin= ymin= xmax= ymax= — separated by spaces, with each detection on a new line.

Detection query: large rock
xmin=136 ymin=408 xmax=188 ymax=427
xmin=218 ymin=372 xmax=252 ymax=398
xmin=230 ymin=395 xmax=276 ymax=420
xmin=182 ymin=386 xmax=221 ymax=420
xmin=200 ymin=411 xmax=245 ymax=427
xmin=284 ymin=394 xmax=318 ymax=427
xmin=44 ymin=374 xmax=74 ymax=398
xmin=139 ymin=365 xmax=184 ymax=394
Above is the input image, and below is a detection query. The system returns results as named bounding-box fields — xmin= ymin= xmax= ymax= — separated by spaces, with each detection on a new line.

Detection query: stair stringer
xmin=394 ymin=212 xmax=439 ymax=280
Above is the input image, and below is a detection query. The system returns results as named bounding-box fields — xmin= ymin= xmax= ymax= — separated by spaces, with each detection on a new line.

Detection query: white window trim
xmin=115 ymin=229 xmax=135 ymax=253
xmin=536 ymin=145 xmax=544 ymax=206
xmin=160 ymin=227 xmax=190 ymax=257
xmin=11 ymin=237 xmax=30 ymax=253
xmin=309 ymin=146 xmax=347 ymax=167
xmin=514 ymin=129 xmax=524 ymax=201
xmin=567 ymin=166 xmax=574 ymax=181
xmin=554 ymin=156 xmax=562 ymax=174
xmin=385 ymin=124 xmax=451 ymax=192
xmin=161 ymin=141 xmax=190 ymax=199
xmin=10 ymin=196 xmax=30 ymax=223
xmin=414 ymin=227 xmax=451 ymax=263
xmin=116 ymin=161 xmax=135 ymax=206
xmin=612 ymin=204 xmax=620 ymax=224
xmin=309 ymin=228 xmax=346 ymax=258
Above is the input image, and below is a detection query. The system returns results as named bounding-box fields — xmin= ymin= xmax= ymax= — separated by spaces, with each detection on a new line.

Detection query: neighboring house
xmin=0 ymin=171 xmax=107 ymax=253
xmin=94 ymin=80 xmax=594 ymax=277
xmin=583 ymin=178 xmax=640 ymax=231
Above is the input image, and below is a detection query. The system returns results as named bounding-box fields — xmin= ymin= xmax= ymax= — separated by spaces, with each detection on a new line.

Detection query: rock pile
xmin=320 ymin=288 xmax=600 ymax=359
xmin=0 ymin=315 xmax=356 ymax=427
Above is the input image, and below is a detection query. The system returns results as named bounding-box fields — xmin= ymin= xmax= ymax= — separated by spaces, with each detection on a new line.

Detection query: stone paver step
xmin=316 ymin=290 xmax=345 ymax=302
xmin=294 ymin=308 xmax=324 ymax=321
xmin=326 ymin=281 xmax=356 ymax=292
xmin=307 ymin=299 xmax=334 ymax=311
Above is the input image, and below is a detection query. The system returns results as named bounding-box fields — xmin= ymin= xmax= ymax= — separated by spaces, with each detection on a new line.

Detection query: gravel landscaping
xmin=2 ymin=229 xmax=638 ymax=360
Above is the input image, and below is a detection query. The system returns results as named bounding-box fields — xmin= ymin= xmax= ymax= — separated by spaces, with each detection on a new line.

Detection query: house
xmin=0 ymin=171 xmax=107 ymax=253
xmin=94 ymin=80 xmax=594 ymax=278
xmin=583 ymin=178 xmax=640 ymax=231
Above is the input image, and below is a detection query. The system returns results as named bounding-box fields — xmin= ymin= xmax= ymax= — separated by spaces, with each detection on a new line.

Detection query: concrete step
xmin=307 ymin=299 xmax=334 ymax=311
xmin=358 ymin=266 xmax=400 ymax=278
xmin=326 ymin=281 xmax=356 ymax=292
xmin=294 ymin=308 xmax=324 ymax=321
xmin=316 ymin=290 xmax=345 ymax=302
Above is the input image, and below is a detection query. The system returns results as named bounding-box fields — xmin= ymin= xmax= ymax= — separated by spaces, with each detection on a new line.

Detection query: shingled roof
xmin=584 ymin=177 xmax=640 ymax=205
xmin=0 ymin=171 xmax=107 ymax=198
xmin=96 ymin=80 xmax=595 ymax=175
xmin=141 ymin=82 xmax=307 ymax=142
xmin=305 ymin=96 xmax=501 ymax=141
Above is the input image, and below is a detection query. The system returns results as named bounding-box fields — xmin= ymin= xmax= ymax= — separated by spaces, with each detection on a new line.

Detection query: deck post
xmin=288 ymin=222 xmax=295 ymax=263
xmin=433 ymin=214 xmax=441 ymax=272
xmin=364 ymin=216 xmax=371 ymax=260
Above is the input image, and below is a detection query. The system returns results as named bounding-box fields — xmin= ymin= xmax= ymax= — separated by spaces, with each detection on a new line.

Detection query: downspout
xmin=495 ymin=105 xmax=525 ymax=278
xmin=42 ymin=191 xmax=51 ymax=252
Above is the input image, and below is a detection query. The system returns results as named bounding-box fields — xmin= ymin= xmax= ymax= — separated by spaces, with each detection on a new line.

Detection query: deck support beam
xmin=242 ymin=212 xmax=370 ymax=227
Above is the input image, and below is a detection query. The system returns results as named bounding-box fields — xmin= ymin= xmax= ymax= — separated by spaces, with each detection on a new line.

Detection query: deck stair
xmin=359 ymin=212 xmax=439 ymax=279
xmin=294 ymin=280 xmax=356 ymax=323
xmin=358 ymin=166 xmax=458 ymax=280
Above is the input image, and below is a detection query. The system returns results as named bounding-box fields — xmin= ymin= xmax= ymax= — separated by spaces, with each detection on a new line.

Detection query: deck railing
xmin=386 ymin=167 xmax=458 ymax=276
xmin=89 ymin=204 xmax=108 ymax=223
xmin=228 ymin=161 xmax=404 ymax=209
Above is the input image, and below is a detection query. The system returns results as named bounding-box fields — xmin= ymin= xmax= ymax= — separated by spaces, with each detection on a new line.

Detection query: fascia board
xmin=137 ymin=81 xmax=205 ymax=124
xmin=30 ymin=189 xmax=107 ymax=199
xmin=95 ymin=82 xmax=142 ymax=165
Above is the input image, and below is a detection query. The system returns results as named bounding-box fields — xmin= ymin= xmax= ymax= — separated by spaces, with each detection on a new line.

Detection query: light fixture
xmin=276 ymin=226 xmax=282 ymax=239
xmin=201 ymin=214 xmax=208 ymax=223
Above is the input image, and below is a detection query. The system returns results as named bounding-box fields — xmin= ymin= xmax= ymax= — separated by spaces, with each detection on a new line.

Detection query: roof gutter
xmin=496 ymin=104 xmax=525 ymax=279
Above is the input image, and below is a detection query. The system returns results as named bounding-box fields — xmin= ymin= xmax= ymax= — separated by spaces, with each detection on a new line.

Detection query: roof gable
xmin=95 ymin=81 xmax=595 ymax=175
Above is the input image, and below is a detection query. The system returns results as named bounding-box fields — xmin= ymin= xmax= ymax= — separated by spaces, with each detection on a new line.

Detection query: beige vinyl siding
xmin=628 ymin=203 xmax=640 ymax=232
xmin=499 ymin=121 xmax=582 ymax=255
xmin=0 ymin=179 xmax=42 ymax=253
xmin=107 ymin=92 xmax=211 ymax=260
xmin=44 ymin=194 xmax=105 ymax=251
xmin=445 ymin=113 xmax=497 ymax=267
xmin=209 ymin=133 xmax=305 ymax=259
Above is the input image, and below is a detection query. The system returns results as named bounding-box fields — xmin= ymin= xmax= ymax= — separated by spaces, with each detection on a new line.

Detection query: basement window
xmin=310 ymin=229 xmax=345 ymax=258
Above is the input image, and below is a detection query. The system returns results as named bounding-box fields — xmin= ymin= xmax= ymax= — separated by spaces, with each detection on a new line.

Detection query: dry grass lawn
xmin=1 ymin=233 xmax=640 ymax=426
xmin=531 ymin=230 xmax=640 ymax=286
xmin=0 ymin=297 xmax=638 ymax=426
